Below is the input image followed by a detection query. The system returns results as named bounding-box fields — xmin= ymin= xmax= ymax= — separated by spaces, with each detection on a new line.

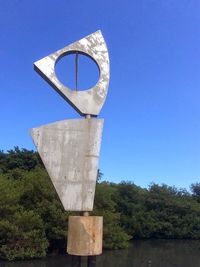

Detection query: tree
xmin=191 ymin=183 xmax=200 ymax=202
xmin=0 ymin=173 xmax=48 ymax=260
xmin=1 ymin=147 xmax=200 ymax=259
xmin=94 ymin=182 xmax=131 ymax=249
xmin=0 ymin=147 xmax=43 ymax=173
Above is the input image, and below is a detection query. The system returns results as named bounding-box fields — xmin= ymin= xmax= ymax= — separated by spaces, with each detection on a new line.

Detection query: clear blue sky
xmin=1 ymin=0 xmax=200 ymax=189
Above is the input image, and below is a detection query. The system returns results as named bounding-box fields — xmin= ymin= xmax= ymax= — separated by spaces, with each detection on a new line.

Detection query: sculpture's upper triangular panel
xmin=34 ymin=30 xmax=110 ymax=116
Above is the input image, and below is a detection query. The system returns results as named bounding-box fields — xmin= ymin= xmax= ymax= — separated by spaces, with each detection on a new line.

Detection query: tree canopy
xmin=0 ymin=148 xmax=200 ymax=260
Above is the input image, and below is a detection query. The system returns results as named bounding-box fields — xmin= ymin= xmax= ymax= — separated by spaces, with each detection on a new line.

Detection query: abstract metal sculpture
xmin=31 ymin=30 xmax=110 ymax=264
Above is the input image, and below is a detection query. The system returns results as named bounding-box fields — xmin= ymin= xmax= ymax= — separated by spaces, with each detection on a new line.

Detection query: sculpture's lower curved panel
xmin=30 ymin=118 xmax=104 ymax=211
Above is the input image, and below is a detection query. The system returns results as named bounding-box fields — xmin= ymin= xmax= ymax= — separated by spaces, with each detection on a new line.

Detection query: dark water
xmin=1 ymin=240 xmax=200 ymax=267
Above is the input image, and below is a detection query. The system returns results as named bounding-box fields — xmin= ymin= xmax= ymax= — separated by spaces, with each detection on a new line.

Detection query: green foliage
xmin=0 ymin=162 xmax=67 ymax=260
xmin=191 ymin=183 xmax=200 ymax=202
xmin=0 ymin=211 xmax=48 ymax=260
xmin=114 ymin=182 xmax=200 ymax=240
xmin=1 ymin=148 xmax=200 ymax=260
xmin=93 ymin=182 xmax=131 ymax=249
xmin=0 ymin=173 xmax=48 ymax=260
xmin=0 ymin=147 xmax=43 ymax=173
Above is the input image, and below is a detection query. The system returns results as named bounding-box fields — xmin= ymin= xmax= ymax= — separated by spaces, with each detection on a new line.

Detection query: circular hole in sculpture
xmin=55 ymin=52 xmax=100 ymax=91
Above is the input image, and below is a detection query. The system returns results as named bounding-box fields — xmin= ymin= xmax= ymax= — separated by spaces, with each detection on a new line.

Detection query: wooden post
xmin=88 ymin=256 xmax=96 ymax=267
xmin=72 ymin=255 xmax=81 ymax=267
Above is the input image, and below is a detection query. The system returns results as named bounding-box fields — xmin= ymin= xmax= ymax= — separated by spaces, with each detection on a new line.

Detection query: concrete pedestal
xmin=67 ymin=216 xmax=103 ymax=256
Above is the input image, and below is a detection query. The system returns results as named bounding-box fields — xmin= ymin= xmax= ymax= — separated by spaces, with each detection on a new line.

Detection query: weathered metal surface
xmin=67 ymin=216 xmax=103 ymax=256
xmin=34 ymin=30 xmax=110 ymax=116
xmin=30 ymin=118 xmax=103 ymax=211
